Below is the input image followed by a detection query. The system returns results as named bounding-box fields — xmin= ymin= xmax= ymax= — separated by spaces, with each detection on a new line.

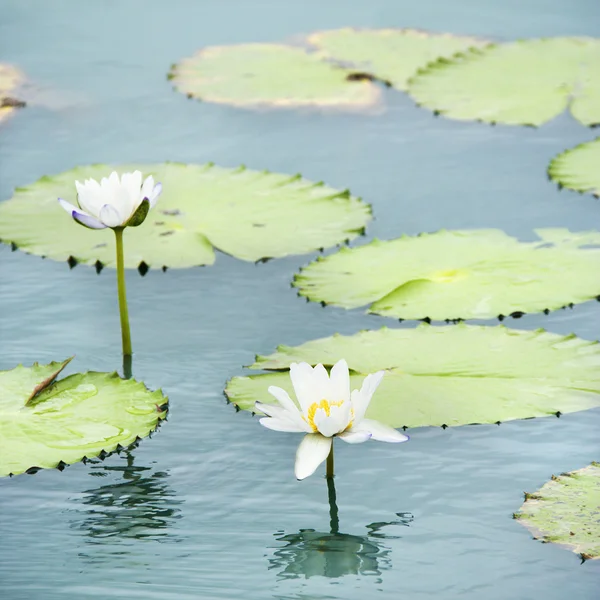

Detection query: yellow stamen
xmin=304 ymin=399 xmax=344 ymax=432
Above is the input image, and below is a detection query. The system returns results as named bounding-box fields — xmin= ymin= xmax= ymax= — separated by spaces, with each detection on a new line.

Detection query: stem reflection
xmin=327 ymin=475 xmax=339 ymax=534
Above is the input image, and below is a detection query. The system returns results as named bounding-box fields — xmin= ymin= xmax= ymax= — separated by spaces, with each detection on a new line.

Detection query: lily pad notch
xmin=514 ymin=463 xmax=600 ymax=560
xmin=0 ymin=358 xmax=168 ymax=477
xmin=0 ymin=163 xmax=371 ymax=273
xmin=225 ymin=324 xmax=600 ymax=429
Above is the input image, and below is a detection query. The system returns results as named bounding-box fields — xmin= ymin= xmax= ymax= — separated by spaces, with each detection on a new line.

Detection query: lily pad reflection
xmin=72 ymin=453 xmax=182 ymax=544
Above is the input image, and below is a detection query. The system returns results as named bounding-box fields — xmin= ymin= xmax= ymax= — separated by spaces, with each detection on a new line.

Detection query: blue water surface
xmin=1 ymin=1 xmax=599 ymax=598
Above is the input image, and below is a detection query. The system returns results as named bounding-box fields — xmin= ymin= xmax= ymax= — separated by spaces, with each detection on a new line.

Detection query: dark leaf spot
xmin=138 ymin=261 xmax=149 ymax=276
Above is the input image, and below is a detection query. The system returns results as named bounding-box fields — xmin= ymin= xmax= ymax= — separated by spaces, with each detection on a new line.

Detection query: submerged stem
xmin=326 ymin=441 xmax=334 ymax=479
xmin=114 ymin=227 xmax=132 ymax=357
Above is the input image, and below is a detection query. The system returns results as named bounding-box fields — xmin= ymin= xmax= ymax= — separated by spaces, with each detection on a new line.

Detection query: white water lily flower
xmin=58 ymin=170 xmax=162 ymax=229
xmin=255 ymin=359 xmax=409 ymax=480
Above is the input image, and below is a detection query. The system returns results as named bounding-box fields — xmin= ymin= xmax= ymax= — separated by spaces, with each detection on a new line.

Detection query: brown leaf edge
xmin=25 ymin=356 xmax=74 ymax=405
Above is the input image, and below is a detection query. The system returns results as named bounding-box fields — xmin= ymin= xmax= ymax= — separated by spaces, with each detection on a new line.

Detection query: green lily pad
xmin=407 ymin=38 xmax=600 ymax=126
xmin=0 ymin=163 xmax=371 ymax=270
xmin=548 ymin=137 xmax=600 ymax=197
xmin=0 ymin=358 xmax=167 ymax=477
xmin=169 ymin=43 xmax=381 ymax=110
xmin=515 ymin=463 xmax=600 ymax=560
xmin=293 ymin=228 xmax=600 ymax=321
xmin=308 ymin=28 xmax=488 ymax=90
xmin=225 ymin=324 xmax=600 ymax=428
xmin=0 ymin=63 xmax=25 ymax=123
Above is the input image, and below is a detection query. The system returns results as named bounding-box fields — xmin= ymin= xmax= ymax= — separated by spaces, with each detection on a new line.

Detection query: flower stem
xmin=326 ymin=442 xmax=334 ymax=479
xmin=122 ymin=353 xmax=133 ymax=380
xmin=114 ymin=227 xmax=132 ymax=357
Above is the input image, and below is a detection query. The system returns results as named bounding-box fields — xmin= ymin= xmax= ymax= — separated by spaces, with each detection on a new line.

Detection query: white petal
xmin=312 ymin=363 xmax=330 ymax=392
xmin=129 ymin=170 xmax=143 ymax=193
xmin=329 ymin=359 xmax=350 ymax=402
xmin=75 ymin=179 xmax=104 ymax=217
xmin=313 ymin=411 xmax=341 ymax=438
xmin=58 ymin=198 xmax=81 ymax=216
xmin=72 ymin=210 xmax=107 ymax=229
xmin=338 ymin=430 xmax=371 ymax=444
xmin=114 ymin=181 xmax=136 ymax=220
xmin=267 ymin=386 xmax=299 ymax=414
xmin=58 ymin=198 xmax=107 ymax=229
xmin=267 ymin=386 xmax=312 ymax=432
xmin=149 ymin=182 xmax=162 ymax=208
xmin=290 ymin=362 xmax=320 ymax=413
xmin=358 ymin=418 xmax=409 ymax=443
xmin=259 ymin=417 xmax=305 ymax=433
xmin=352 ymin=371 xmax=385 ymax=424
xmin=99 ymin=204 xmax=123 ymax=227
xmin=126 ymin=170 xmax=144 ymax=212
xmin=255 ymin=401 xmax=291 ymax=419
xmin=140 ymin=175 xmax=155 ymax=200
xmin=77 ymin=189 xmax=103 ymax=218
xmin=315 ymin=401 xmax=352 ymax=437
xmin=294 ymin=433 xmax=332 ymax=480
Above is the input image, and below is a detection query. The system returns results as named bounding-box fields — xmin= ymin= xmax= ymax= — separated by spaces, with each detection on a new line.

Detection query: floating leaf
xmin=293 ymin=228 xmax=600 ymax=321
xmin=0 ymin=63 xmax=25 ymax=123
xmin=0 ymin=163 xmax=371 ymax=270
xmin=309 ymin=28 xmax=488 ymax=90
xmin=225 ymin=324 xmax=600 ymax=428
xmin=548 ymin=137 xmax=600 ymax=197
xmin=169 ymin=43 xmax=380 ymax=110
xmin=0 ymin=359 xmax=167 ymax=477
xmin=407 ymin=38 xmax=600 ymax=126
xmin=515 ymin=463 xmax=600 ymax=560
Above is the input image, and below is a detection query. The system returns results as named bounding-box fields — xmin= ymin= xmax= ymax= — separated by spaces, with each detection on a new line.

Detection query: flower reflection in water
xmin=71 ymin=452 xmax=182 ymax=558
xmin=269 ymin=478 xmax=413 ymax=581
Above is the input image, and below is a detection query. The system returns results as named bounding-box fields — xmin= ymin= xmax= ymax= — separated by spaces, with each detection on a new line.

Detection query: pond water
xmin=1 ymin=1 xmax=600 ymax=598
